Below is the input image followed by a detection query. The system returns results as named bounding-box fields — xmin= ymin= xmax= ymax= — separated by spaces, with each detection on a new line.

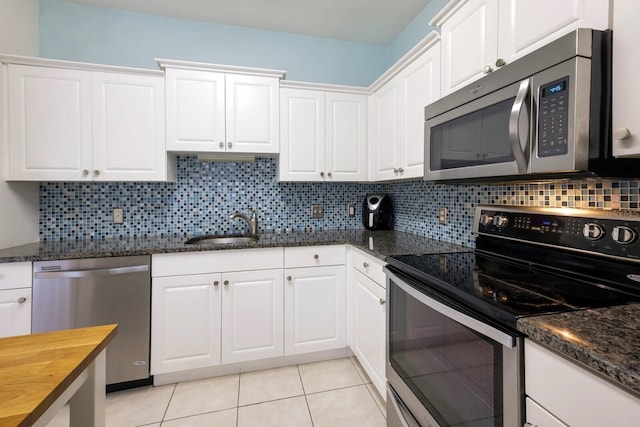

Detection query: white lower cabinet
xmin=284 ymin=265 xmax=346 ymax=355
xmin=151 ymin=273 xmax=222 ymax=374
xmin=150 ymin=248 xmax=284 ymax=375
xmin=525 ymin=339 xmax=640 ymax=426
xmin=0 ymin=262 xmax=32 ymax=338
xmin=352 ymin=270 xmax=386 ymax=397
xmin=221 ymin=269 xmax=284 ymax=363
xmin=350 ymin=249 xmax=387 ymax=399
xmin=284 ymin=245 xmax=347 ymax=355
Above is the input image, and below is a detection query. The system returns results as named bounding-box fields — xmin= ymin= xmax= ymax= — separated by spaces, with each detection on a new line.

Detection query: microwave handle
xmin=509 ymin=79 xmax=530 ymax=173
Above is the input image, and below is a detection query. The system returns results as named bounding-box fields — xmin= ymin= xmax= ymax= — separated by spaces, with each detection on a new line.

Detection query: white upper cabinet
xmin=369 ymin=33 xmax=441 ymax=181
xmin=161 ymin=60 xmax=284 ymax=155
xmin=433 ymin=0 xmax=611 ymax=95
xmin=437 ymin=0 xmax=498 ymax=96
xmin=92 ymin=72 xmax=167 ymax=181
xmin=279 ymin=85 xmax=366 ymax=182
xmin=5 ymin=59 xmax=169 ymax=181
xmin=7 ymin=65 xmax=92 ymax=181
xmin=611 ymin=0 xmax=640 ymax=157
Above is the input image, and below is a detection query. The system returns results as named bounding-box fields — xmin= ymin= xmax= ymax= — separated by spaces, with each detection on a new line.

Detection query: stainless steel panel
xmin=33 ymin=255 xmax=151 ymax=385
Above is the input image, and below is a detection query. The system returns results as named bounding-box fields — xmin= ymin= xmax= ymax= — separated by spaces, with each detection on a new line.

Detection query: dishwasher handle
xmin=34 ymin=264 xmax=148 ymax=279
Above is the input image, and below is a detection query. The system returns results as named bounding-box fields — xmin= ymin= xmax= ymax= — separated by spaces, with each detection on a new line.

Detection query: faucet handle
xmin=250 ymin=208 xmax=257 ymax=219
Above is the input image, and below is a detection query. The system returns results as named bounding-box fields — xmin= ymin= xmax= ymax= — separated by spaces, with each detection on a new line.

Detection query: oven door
xmin=385 ymin=268 xmax=523 ymax=427
xmin=424 ymin=78 xmax=532 ymax=182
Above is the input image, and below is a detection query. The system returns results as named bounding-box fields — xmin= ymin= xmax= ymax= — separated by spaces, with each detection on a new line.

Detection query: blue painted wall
xmin=39 ymin=0 xmax=391 ymax=86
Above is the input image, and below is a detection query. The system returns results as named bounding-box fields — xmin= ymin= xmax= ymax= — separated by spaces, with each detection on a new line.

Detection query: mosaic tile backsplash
xmin=39 ymin=157 xmax=640 ymax=247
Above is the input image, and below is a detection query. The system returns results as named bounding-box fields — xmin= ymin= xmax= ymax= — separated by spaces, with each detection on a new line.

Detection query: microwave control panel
xmin=538 ymin=77 xmax=569 ymax=158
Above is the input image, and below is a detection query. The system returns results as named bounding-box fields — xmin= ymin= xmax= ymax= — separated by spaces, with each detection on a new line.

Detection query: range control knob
xmin=612 ymin=226 xmax=637 ymax=245
xmin=480 ymin=214 xmax=494 ymax=226
xmin=493 ymin=215 xmax=509 ymax=228
xmin=583 ymin=223 xmax=605 ymax=240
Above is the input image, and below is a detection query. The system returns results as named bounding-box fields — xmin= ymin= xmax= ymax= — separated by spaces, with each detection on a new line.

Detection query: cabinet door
xmin=0 ymin=288 xmax=31 ymax=338
xmin=221 ymin=269 xmax=284 ymax=363
xmin=440 ymin=0 xmax=499 ymax=95
xmin=151 ymin=274 xmax=222 ymax=375
xmin=526 ymin=397 xmax=568 ymax=427
xmin=612 ymin=0 xmax=640 ymax=157
xmin=226 ymin=74 xmax=279 ymax=153
xmin=284 ymin=265 xmax=346 ymax=355
xmin=7 ymin=65 xmax=92 ymax=180
xmin=397 ymin=44 xmax=441 ymax=179
xmin=498 ymin=0 xmax=610 ymax=66
xmin=369 ymin=78 xmax=400 ymax=181
xmin=279 ymin=88 xmax=325 ymax=181
xmin=92 ymin=72 xmax=166 ymax=181
xmin=352 ymin=270 xmax=386 ymax=399
xmin=165 ymin=68 xmax=226 ymax=152
xmin=325 ymin=92 xmax=367 ymax=181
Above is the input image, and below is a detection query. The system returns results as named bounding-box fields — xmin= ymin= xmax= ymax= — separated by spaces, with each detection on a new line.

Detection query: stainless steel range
xmin=385 ymin=205 xmax=640 ymax=427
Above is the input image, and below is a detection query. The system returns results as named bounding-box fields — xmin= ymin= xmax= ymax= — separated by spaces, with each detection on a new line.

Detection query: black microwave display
xmin=542 ymin=80 xmax=567 ymax=97
xmin=538 ymin=77 xmax=569 ymax=157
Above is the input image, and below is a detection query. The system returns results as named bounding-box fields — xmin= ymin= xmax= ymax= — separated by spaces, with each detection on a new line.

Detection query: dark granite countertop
xmin=518 ymin=304 xmax=640 ymax=397
xmin=0 ymin=229 xmax=471 ymax=263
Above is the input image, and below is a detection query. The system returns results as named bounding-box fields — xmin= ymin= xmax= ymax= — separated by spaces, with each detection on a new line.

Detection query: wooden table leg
xmin=69 ymin=349 xmax=107 ymax=427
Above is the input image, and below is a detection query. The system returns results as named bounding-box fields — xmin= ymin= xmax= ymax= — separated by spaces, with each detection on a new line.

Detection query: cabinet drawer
xmin=352 ymin=249 xmax=386 ymax=286
xmin=152 ymin=248 xmax=283 ymax=277
xmin=284 ymin=245 xmax=346 ymax=268
xmin=525 ymin=339 xmax=640 ymax=426
xmin=0 ymin=262 xmax=32 ymax=291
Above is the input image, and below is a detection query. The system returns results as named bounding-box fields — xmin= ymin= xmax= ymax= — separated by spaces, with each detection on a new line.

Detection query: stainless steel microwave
xmin=425 ymin=29 xmax=637 ymax=183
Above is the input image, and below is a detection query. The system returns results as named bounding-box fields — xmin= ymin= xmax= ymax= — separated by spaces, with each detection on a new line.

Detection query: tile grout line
xmin=297 ymin=364 xmax=315 ymax=427
xmin=236 ymin=373 xmax=241 ymax=427
xmin=160 ymin=383 xmax=178 ymax=423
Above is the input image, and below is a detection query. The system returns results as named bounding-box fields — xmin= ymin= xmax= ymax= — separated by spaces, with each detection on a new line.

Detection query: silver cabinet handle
xmin=219 ymin=141 xmax=224 ymax=148
xmin=224 ymin=280 xmax=229 ymax=286
xmin=393 ymin=168 xmax=399 ymax=173
xmin=614 ymin=128 xmax=631 ymax=140
xmin=93 ymin=169 xmax=100 ymax=176
xmin=397 ymin=167 xmax=404 ymax=173
xmin=509 ymin=79 xmax=531 ymax=174
xmin=320 ymin=172 xmax=325 ymax=177
xmin=34 ymin=265 xmax=148 ymax=279
xmin=327 ymin=172 xmax=332 ymax=177
xmin=82 ymin=169 xmax=90 ymax=176
xmin=227 ymin=141 xmax=232 ymax=149
xmin=363 ymin=262 xmax=369 ymax=268
xmin=495 ymin=58 xmax=506 ymax=67
xmin=17 ymin=296 xmax=27 ymax=304
xmin=314 ymin=254 xmax=319 ymax=260
xmin=379 ymin=298 xmax=386 ymax=305
xmin=483 ymin=65 xmax=493 ymax=74
xmin=213 ymin=281 xmax=219 ymax=286
xmin=287 ymin=276 xmax=292 ymax=281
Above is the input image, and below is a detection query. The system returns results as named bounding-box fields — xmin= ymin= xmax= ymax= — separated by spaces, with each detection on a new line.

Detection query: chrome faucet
xmin=229 ymin=208 xmax=258 ymax=235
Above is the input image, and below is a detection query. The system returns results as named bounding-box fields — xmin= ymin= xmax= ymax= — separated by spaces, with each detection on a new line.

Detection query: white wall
xmin=0 ymin=0 xmax=40 ymax=248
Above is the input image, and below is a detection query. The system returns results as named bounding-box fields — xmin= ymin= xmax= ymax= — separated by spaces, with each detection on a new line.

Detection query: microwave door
xmin=425 ymin=79 xmax=532 ymax=181
xmin=529 ymin=58 xmax=591 ymax=173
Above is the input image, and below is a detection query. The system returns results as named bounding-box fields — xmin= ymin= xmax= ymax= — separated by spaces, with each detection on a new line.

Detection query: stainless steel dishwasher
xmin=33 ymin=255 xmax=151 ymax=390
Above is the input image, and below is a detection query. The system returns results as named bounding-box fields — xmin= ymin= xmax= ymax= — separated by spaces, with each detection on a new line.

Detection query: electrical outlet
xmin=348 ymin=204 xmax=355 ymax=217
xmin=438 ymin=207 xmax=447 ymax=225
xmin=113 ymin=208 xmax=124 ymax=224
xmin=311 ymin=205 xmax=324 ymax=219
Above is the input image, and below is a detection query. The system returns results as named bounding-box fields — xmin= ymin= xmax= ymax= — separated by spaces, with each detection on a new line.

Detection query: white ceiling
xmin=66 ymin=0 xmax=431 ymax=45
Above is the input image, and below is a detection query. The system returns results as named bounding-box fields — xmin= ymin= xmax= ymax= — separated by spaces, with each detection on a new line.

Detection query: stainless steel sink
xmin=184 ymin=234 xmax=259 ymax=245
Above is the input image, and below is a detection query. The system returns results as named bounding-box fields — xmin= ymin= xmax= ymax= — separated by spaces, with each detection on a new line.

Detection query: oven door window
xmin=389 ymin=280 xmax=505 ymax=427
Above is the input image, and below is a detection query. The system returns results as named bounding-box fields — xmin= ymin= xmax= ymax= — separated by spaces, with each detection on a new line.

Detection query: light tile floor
xmin=47 ymin=357 xmax=386 ymax=427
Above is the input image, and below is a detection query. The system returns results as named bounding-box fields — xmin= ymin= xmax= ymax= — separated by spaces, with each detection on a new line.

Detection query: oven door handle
xmin=388 ymin=271 xmax=516 ymax=348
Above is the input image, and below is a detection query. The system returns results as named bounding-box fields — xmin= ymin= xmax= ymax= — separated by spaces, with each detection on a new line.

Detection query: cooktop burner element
xmin=386 ymin=205 xmax=640 ymax=331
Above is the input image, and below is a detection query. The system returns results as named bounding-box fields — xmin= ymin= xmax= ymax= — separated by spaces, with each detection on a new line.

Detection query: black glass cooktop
xmin=386 ymin=247 xmax=640 ymax=330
